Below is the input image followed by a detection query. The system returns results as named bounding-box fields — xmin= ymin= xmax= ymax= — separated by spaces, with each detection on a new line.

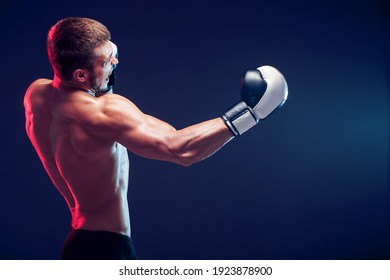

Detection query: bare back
xmin=24 ymin=79 xmax=131 ymax=236
xmin=25 ymin=74 xmax=233 ymax=240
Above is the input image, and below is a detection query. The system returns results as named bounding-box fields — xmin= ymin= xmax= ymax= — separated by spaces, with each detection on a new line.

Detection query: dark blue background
xmin=0 ymin=0 xmax=388 ymax=259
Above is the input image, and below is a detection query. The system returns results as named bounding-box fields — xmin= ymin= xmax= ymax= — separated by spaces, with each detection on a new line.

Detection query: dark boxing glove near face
xmin=102 ymin=52 xmax=119 ymax=93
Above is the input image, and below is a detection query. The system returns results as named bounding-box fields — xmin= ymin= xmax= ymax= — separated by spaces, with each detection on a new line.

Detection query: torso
xmin=24 ymin=79 xmax=131 ymax=236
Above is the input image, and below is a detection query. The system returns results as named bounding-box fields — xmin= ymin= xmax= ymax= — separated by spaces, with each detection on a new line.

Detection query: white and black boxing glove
xmin=222 ymin=66 xmax=288 ymax=136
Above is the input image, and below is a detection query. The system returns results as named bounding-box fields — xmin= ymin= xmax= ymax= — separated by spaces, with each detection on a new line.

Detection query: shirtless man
xmin=24 ymin=17 xmax=287 ymax=260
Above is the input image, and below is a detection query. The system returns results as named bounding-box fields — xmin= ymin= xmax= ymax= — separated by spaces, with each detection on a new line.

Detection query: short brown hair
xmin=47 ymin=17 xmax=111 ymax=80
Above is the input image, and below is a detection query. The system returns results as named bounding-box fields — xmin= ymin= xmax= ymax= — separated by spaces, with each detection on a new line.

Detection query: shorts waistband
xmin=70 ymin=228 xmax=132 ymax=241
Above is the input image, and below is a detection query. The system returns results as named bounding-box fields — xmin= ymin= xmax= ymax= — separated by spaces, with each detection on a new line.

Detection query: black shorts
xmin=61 ymin=229 xmax=137 ymax=260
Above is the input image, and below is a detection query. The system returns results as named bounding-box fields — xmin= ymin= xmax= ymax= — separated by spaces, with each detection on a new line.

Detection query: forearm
xmin=167 ymin=117 xmax=233 ymax=166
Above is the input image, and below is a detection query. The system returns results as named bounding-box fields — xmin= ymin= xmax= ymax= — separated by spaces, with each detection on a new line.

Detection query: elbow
xmin=175 ymin=153 xmax=197 ymax=167
xmin=171 ymin=148 xmax=200 ymax=167
xmin=165 ymin=135 xmax=201 ymax=167
xmin=178 ymin=161 xmax=193 ymax=167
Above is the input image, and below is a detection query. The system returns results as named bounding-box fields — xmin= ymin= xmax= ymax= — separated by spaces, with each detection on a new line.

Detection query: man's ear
xmin=73 ymin=69 xmax=88 ymax=82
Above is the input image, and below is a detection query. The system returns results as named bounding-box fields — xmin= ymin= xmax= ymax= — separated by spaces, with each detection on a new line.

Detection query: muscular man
xmin=24 ymin=17 xmax=287 ymax=260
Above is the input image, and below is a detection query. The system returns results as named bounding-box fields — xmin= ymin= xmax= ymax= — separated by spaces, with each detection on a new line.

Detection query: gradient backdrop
xmin=0 ymin=0 xmax=389 ymax=259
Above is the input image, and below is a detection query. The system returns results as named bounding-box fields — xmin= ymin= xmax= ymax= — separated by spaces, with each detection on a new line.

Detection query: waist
xmin=71 ymin=214 xmax=131 ymax=237
xmin=70 ymin=200 xmax=131 ymax=236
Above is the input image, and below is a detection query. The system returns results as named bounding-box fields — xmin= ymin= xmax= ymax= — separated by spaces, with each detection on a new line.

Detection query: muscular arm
xmin=92 ymin=94 xmax=234 ymax=166
xmin=138 ymin=114 xmax=233 ymax=166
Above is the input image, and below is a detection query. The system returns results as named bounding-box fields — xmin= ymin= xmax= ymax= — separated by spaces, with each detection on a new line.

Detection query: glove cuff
xmin=222 ymin=101 xmax=258 ymax=136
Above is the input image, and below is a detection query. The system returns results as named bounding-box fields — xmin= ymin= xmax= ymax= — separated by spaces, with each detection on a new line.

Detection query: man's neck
xmin=53 ymin=76 xmax=97 ymax=97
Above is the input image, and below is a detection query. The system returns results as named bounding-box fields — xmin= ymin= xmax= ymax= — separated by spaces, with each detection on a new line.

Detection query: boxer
xmin=24 ymin=17 xmax=287 ymax=259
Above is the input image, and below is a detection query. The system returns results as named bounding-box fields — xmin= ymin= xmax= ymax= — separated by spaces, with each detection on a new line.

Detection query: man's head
xmin=47 ymin=17 xmax=113 ymax=89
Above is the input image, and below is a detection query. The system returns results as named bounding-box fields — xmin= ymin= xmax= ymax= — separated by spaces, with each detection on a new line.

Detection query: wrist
xmin=222 ymin=101 xmax=258 ymax=136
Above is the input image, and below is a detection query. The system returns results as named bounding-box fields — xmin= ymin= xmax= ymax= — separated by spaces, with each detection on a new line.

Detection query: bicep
xmin=118 ymin=112 xmax=181 ymax=162
xmin=99 ymin=95 xmax=180 ymax=162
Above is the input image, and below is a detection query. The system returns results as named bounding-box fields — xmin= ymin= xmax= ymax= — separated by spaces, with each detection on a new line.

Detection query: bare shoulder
xmin=25 ymin=79 xmax=52 ymax=98
xmin=97 ymin=93 xmax=143 ymax=119
xmin=86 ymin=93 xmax=146 ymax=138
xmin=32 ymin=78 xmax=52 ymax=85
xmin=24 ymin=79 xmax=53 ymax=109
xmin=98 ymin=93 xmax=136 ymax=107
xmin=26 ymin=78 xmax=52 ymax=92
